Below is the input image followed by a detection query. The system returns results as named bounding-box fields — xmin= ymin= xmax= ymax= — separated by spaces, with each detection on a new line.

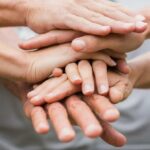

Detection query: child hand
xmin=27 ymin=59 xmax=132 ymax=106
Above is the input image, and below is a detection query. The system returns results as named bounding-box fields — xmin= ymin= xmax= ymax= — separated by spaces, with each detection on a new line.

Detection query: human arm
xmin=129 ymin=52 xmax=150 ymax=89
xmin=0 ymin=28 xmax=116 ymax=83
xmin=1 ymin=79 xmax=126 ymax=147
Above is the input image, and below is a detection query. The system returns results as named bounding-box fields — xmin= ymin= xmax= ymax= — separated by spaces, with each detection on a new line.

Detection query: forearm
xmin=0 ymin=28 xmax=27 ymax=81
xmin=129 ymin=52 xmax=150 ymax=88
xmin=140 ymin=6 xmax=150 ymax=39
xmin=0 ymin=0 xmax=26 ymax=26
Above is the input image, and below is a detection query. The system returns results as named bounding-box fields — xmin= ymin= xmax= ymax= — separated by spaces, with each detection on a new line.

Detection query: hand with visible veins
xmin=2 ymin=79 xmax=126 ymax=147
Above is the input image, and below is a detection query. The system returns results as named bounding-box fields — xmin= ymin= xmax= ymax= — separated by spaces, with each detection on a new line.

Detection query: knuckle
xmin=90 ymin=14 xmax=101 ymax=22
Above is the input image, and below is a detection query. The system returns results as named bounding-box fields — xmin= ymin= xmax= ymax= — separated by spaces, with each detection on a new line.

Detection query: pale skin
xmin=1 ymin=79 xmax=127 ymax=147
xmin=27 ymin=60 xmax=132 ymax=105
xmin=28 ymin=51 xmax=150 ymax=109
xmin=23 ymin=54 xmax=150 ymax=146
xmin=1 ymin=6 xmax=150 ymax=82
xmin=0 ymin=0 xmax=148 ymax=52
xmin=0 ymin=1 xmax=149 ymax=148
xmin=0 ymin=29 xmax=128 ymax=146
xmin=20 ymin=7 xmax=150 ymax=53
xmin=0 ymin=28 xmax=120 ymax=83
xmin=0 ymin=0 xmax=147 ymax=34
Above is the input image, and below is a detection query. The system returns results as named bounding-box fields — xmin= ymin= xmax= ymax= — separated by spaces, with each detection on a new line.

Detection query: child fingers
xmin=45 ymin=80 xmax=81 ymax=103
xmin=65 ymin=63 xmax=82 ymax=85
xmin=92 ymin=60 xmax=108 ymax=95
xmin=51 ymin=68 xmax=63 ymax=77
xmin=78 ymin=60 xmax=95 ymax=95
xmin=28 ymin=74 xmax=67 ymax=105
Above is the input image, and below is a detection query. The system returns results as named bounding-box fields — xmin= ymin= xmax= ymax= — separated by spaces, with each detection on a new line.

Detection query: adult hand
xmin=20 ymin=27 xmax=147 ymax=55
xmin=2 ymin=80 xmax=126 ymax=147
xmin=23 ymin=0 xmax=147 ymax=35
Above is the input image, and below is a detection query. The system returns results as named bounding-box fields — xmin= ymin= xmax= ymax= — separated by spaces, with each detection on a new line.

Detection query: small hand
xmin=28 ymin=60 xmax=133 ymax=105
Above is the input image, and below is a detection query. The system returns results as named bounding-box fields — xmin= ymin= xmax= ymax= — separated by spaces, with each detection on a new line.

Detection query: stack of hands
xmin=1 ymin=0 xmax=150 ymax=147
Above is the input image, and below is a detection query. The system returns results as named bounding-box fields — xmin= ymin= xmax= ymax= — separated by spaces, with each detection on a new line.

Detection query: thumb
xmin=109 ymin=79 xmax=132 ymax=104
xmin=19 ymin=30 xmax=82 ymax=50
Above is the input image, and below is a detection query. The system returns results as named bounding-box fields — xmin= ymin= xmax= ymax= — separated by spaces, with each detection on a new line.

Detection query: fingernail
xmin=98 ymin=85 xmax=108 ymax=94
xmin=72 ymin=39 xmax=86 ymax=51
xmin=110 ymin=60 xmax=117 ymax=67
xmin=85 ymin=124 xmax=102 ymax=137
xmin=36 ymin=123 xmax=49 ymax=134
xmin=103 ymin=108 xmax=120 ymax=122
xmin=123 ymin=23 xmax=135 ymax=30
xmin=136 ymin=22 xmax=147 ymax=29
xmin=83 ymin=84 xmax=94 ymax=95
xmin=72 ymin=75 xmax=82 ymax=84
xmin=27 ymin=91 xmax=36 ymax=98
xmin=59 ymin=128 xmax=75 ymax=142
xmin=135 ymin=15 xmax=146 ymax=21
xmin=45 ymin=93 xmax=56 ymax=103
xmin=30 ymin=95 xmax=41 ymax=104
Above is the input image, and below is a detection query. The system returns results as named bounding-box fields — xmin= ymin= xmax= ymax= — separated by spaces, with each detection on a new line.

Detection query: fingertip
xmin=98 ymin=85 xmax=109 ymax=95
xmin=27 ymin=91 xmax=36 ymax=99
xmin=71 ymin=75 xmax=82 ymax=85
xmin=83 ymin=84 xmax=94 ymax=96
xmin=99 ymin=26 xmax=111 ymax=36
xmin=102 ymin=108 xmax=120 ymax=122
xmin=44 ymin=94 xmax=56 ymax=103
xmin=52 ymin=68 xmax=63 ymax=77
xmin=122 ymin=23 xmax=135 ymax=33
xmin=18 ymin=41 xmax=31 ymax=50
xmin=114 ymin=133 xmax=127 ymax=147
xmin=30 ymin=96 xmax=43 ymax=105
xmin=135 ymin=22 xmax=148 ymax=33
xmin=110 ymin=88 xmax=124 ymax=104
xmin=35 ymin=123 xmax=49 ymax=134
xmin=71 ymin=39 xmax=86 ymax=52
xmin=85 ymin=124 xmax=103 ymax=138
xmin=58 ymin=128 xmax=76 ymax=143
xmin=135 ymin=15 xmax=146 ymax=22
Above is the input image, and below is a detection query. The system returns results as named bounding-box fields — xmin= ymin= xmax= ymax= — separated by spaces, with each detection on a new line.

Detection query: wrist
xmin=128 ymin=58 xmax=145 ymax=88
xmin=0 ymin=47 xmax=29 ymax=82
xmin=0 ymin=0 xmax=27 ymax=26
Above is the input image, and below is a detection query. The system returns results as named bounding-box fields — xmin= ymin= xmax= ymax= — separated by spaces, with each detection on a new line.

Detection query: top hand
xmin=24 ymin=0 xmax=146 ymax=35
